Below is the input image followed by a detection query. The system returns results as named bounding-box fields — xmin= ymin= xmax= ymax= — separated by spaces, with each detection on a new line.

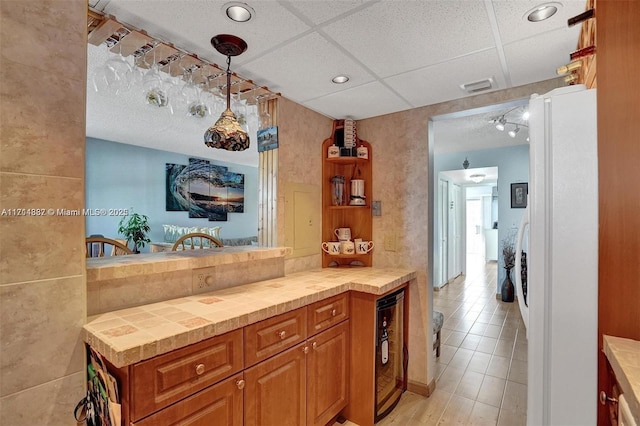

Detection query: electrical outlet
xmin=198 ymin=274 xmax=207 ymax=288
xmin=384 ymin=234 xmax=396 ymax=251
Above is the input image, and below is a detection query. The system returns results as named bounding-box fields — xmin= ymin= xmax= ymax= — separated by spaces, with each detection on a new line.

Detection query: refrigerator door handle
xmin=515 ymin=198 xmax=530 ymax=335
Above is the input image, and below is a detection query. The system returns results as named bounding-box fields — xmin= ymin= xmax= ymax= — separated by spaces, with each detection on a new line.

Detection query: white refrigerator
xmin=515 ymin=85 xmax=598 ymax=425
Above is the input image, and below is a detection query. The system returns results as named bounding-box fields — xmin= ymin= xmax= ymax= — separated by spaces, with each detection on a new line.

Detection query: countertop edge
xmin=84 ymin=268 xmax=417 ymax=368
xmin=603 ymin=334 xmax=640 ymax=420
xmin=86 ymin=246 xmax=291 ymax=282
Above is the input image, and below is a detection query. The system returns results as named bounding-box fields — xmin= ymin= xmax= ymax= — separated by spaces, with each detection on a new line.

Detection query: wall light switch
xmin=372 ymin=201 xmax=382 ymax=216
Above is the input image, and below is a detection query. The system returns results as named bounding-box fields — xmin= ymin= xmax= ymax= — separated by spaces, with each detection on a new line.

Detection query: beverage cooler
xmin=375 ymin=288 xmax=407 ymax=421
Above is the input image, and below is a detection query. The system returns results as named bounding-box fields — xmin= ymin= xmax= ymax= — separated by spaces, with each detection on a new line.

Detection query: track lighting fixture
xmin=492 ymin=107 xmax=529 ymax=138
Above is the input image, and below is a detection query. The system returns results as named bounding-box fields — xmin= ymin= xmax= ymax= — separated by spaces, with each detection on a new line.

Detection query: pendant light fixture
xmin=204 ymin=34 xmax=250 ymax=151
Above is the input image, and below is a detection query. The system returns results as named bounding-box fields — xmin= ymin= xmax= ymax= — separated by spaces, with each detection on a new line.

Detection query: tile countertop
xmin=84 ymin=267 xmax=416 ymax=368
xmin=86 ymin=246 xmax=291 ymax=282
xmin=603 ymin=335 xmax=640 ymax=418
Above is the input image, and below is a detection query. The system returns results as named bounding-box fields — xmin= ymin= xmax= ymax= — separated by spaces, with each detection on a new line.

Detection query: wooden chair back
xmin=86 ymin=236 xmax=133 ymax=258
xmin=171 ymin=232 xmax=224 ymax=251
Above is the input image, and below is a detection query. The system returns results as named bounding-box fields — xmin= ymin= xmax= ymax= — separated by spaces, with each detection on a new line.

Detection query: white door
xmin=437 ymin=179 xmax=448 ymax=287
xmin=448 ymin=183 xmax=462 ymax=280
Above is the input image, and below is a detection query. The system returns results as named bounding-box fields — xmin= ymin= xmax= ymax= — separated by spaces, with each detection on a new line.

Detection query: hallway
xmin=377 ymin=257 xmax=527 ymax=425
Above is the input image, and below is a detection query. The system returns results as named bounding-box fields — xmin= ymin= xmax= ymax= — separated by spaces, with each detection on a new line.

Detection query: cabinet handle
xmin=331 ymin=309 xmax=337 ymax=317
xmin=303 ymin=346 xmax=309 ymax=354
xmin=278 ymin=330 xmax=286 ymax=339
xmin=312 ymin=341 xmax=317 ymax=350
xmin=195 ymin=363 xmax=205 ymax=376
xmin=236 ymin=379 xmax=245 ymax=390
xmin=599 ymin=391 xmax=618 ymax=405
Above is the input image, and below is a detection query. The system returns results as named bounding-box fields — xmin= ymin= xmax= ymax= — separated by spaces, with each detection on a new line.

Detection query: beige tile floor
xmin=337 ymin=256 xmax=528 ymax=425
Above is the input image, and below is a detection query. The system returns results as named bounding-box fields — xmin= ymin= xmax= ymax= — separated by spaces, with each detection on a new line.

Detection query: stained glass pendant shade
xmin=204 ymin=34 xmax=250 ymax=151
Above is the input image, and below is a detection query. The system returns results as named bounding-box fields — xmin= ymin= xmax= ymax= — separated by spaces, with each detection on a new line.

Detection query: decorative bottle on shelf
xmin=328 ymin=144 xmax=339 ymax=158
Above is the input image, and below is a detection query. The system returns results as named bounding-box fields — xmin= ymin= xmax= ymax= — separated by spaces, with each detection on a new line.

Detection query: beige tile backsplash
xmin=88 ymin=256 xmax=286 ymax=316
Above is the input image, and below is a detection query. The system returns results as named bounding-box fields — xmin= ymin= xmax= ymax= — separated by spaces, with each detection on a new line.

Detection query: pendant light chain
xmin=225 ymin=55 xmax=232 ymax=110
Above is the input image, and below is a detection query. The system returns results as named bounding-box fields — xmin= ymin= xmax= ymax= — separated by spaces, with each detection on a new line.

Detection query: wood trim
xmin=597 ymin=1 xmax=640 ymax=424
xmin=344 ymin=291 xmax=377 ymax=425
xmin=407 ymin=379 xmax=433 ymax=397
xmin=258 ymin=98 xmax=278 ymax=247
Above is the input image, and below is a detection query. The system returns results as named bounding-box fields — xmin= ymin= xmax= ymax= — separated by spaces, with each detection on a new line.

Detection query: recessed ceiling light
xmin=224 ymin=2 xmax=254 ymax=22
xmin=525 ymin=3 xmax=560 ymax=22
xmin=332 ymin=75 xmax=349 ymax=84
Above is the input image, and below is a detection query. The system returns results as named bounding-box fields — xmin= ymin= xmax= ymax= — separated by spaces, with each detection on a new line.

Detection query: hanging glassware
xmin=142 ymin=41 xmax=171 ymax=110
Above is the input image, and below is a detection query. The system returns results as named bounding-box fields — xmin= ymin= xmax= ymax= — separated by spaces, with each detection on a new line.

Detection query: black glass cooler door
xmin=375 ymin=288 xmax=407 ymax=422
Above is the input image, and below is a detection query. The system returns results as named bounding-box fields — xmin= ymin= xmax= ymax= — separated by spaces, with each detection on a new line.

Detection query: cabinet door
xmin=307 ymin=320 xmax=350 ymax=426
xmin=133 ymin=373 xmax=244 ymax=426
xmin=244 ymin=343 xmax=307 ymax=426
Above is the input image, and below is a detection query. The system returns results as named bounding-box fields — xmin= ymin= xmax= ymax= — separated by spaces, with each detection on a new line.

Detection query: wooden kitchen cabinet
xmin=244 ymin=342 xmax=308 ymax=425
xmin=244 ymin=296 xmax=350 ymax=426
xmin=322 ymin=120 xmax=373 ymax=268
xmin=133 ymin=373 xmax=244 ymax=426
xmin=125 ymin=329 xmax=243 ymax=423
xmin=92 ymin=292 xmax=357 ymax=426
xmin=307 ymin=320 xmax=350 ymax=426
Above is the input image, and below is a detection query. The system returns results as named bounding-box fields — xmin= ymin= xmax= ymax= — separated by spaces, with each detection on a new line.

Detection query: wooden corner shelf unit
xmin=322 ymin=120 xmax=373 ymax=268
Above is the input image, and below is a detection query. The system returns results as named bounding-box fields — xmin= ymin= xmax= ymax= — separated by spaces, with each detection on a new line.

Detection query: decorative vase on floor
xmin=501 ymin=266 xmax=515 ymax=303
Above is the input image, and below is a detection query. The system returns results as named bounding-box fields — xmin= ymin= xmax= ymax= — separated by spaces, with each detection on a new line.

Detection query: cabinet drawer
xmin=133 ymin=373 xmax=244 ymax=426
xmin=244 ymin=307 xmax=307 ymax=367
xmin=130 ymin=329 xmax=243 ymax=421
xmin=307 ymin=292 xmax=350 ymax=336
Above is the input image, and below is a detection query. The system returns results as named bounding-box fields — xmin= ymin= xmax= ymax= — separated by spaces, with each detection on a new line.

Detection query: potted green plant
xmin=117 ymin=209 xmax=151 ymax=253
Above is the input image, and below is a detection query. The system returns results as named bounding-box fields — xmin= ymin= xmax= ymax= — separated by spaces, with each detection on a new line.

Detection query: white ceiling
xmin=87 ymin=0 xmax=586 ymax=163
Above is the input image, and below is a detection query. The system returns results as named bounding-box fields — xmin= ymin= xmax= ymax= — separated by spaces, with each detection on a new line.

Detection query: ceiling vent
xmin=459 ymin=77 xmax=494 ymax=94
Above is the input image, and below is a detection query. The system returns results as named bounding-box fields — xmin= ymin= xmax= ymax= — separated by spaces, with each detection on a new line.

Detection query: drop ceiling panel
xmin=385 ymin=49 xmax=507 ymax=107
xmin=284 ymin=0 xmax=378 ymax=26
xmin=238 ymin=32 xmax=376 ymax=103
xmin=87 ymin=0 xmax=589 ymax=158
xmin=303 ymin=81 xmax=412 ymax=120
xmin=504 ymin=26 xmax=582 ymax=87
xmin=492 ymin=0 xmax=588 ymax=44
xmin=320 ymin=0 xmax=496 ymax=78
xmin=101 ymin=1 xmax=311 ymax=65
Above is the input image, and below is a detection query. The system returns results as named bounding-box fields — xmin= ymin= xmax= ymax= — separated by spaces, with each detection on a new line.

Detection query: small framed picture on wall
xmin=511 ymin=182 xmax=528 ymax=208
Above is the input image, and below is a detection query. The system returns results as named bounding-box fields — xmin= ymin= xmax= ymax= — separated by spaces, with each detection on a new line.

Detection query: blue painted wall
xmin=85 ymin=138 xmax=258 ymax=252
xmin=436 ymin=144 xmax=529 ymax=294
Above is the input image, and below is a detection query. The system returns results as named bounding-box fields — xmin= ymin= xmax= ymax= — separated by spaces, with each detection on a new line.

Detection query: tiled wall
xmin=88 ymin=257 xmax=285 ymax=315
xmin=0 ymin=1 xmax=87 ymax=424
